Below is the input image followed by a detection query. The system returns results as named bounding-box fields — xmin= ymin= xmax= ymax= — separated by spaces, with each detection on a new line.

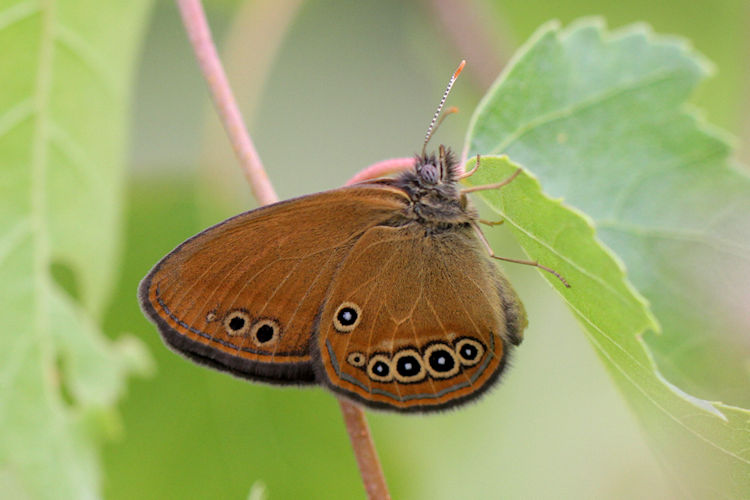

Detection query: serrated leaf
xmin=464 ymin=20 xmax=750 ymax=497
xmin=0 ymin=1 xmax=152 ymax=498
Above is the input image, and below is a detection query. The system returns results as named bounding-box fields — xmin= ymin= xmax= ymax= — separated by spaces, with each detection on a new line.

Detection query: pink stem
xmin=176 ymin=0 xmax=277 ymax=206
xmin=175 ymin=2 xmax=390 ymax=498
xmin=345 ymin=157 xmax=415 ymax=185
xmin=338 ymin=399 xmax=392 ymax=500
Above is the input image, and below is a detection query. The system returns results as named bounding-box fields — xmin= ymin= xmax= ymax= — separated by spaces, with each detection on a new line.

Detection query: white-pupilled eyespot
xmin=423 ymin=343 xmax=460 ymax=379
xmin=454 ymin=338 xmax=485 ymax=367
xmin=392 ymin=348 xmax=427 ymax=383
xmin=333 ymin=302 xmax=362 ymax=333
xmin=367 ymin=354 xmax=393 ymax=383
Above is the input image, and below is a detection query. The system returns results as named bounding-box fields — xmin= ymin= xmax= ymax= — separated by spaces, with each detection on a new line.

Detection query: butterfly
xmin=139 ymin=61 xmax=567 ymax=412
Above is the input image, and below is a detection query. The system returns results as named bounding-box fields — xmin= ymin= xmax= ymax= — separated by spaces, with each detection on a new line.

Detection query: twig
xmin=176 ymin=0 xmax=277 ymax=206
xmin=338 ymin=400 xmax=391 ymax=500
xmin=199 ymin=0 xmax=303 ymax=195
xmin=175 ymin=1 xmax=390 ymax=498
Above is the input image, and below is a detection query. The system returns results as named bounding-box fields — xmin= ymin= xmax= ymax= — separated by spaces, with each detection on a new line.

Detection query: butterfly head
xmin=415 ymin=144 xmax=458 ymax=187
xmin=391 ymin=62 xmax=472 ymax=223
xmin=415 ymin=61 xmax=465 ymax=189
xmin=395 ymin=144 xmax=470 ymax=225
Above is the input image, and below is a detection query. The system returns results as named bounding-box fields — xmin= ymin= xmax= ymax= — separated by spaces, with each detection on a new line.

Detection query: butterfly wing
xmin=315 ymin=223 xmax=527 ymax=411
xmin=139 ymin=186 xmax=410 ymax=384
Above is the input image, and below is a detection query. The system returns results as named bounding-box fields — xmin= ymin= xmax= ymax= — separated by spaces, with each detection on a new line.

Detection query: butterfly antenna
xmin=422 ymin=60 xmax=466 ymax=156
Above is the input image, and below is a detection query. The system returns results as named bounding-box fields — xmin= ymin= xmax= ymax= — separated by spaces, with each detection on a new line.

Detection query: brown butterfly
xmin=139 ymin=61 xmax=568 ymax=412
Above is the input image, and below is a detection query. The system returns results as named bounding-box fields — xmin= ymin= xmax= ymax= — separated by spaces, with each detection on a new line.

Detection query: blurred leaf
xmin=0 ymin=1 xmax=152 ymax=498
xmin=246 ymin=480 xmax=268 ymax=500
xmin=464 ymin=20 xmax=750 ymax=497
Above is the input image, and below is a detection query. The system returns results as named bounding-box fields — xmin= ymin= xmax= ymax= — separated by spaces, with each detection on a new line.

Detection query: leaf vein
xmin=0 ymin=99 xmax=34 ymax=139
xmin=0 ymin=0 xmax=38 ymax=33
xmin=598 ymin=221 xmax=750 ymax=258
xmin=498 ymin=203 xmax=641 ymax=311
xmin=489 ymin=68 xmax=685 ymax=155
xmin=568 ymin=302 xmax=748 ymax=465
xmin=0 ymin=219 xmax=31 ymax=267
xmin=55 ymin=23 xmax=120 ymax=96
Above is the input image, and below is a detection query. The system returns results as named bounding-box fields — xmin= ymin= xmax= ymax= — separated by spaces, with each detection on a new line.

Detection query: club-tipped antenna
xmin=422 ymin=60 xmax=466 ymax=155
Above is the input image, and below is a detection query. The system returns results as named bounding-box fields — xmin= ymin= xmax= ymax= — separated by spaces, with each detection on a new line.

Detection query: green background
xmin=65 ymin=1 xmax=749 ymax=498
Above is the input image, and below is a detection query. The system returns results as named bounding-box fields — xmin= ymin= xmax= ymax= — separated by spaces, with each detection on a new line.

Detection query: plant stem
xmin=339 ymin=399 xmax=391 ymax=500
xmin=345 ymin=157 xmax=415 ymax=185
xmin=176 ymin=0 xmax=277 ymax=206
xmin=175 ymin=1 xmax=390 ymax=498
xmin=198 ymin=0 xmax=303 ymax=202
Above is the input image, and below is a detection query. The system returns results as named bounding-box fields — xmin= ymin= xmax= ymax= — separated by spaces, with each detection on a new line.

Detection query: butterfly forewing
xmin=139 ymin=186 xmax=410 ymax=384
xmin=315 ymin=223 xmax=526 ymax=411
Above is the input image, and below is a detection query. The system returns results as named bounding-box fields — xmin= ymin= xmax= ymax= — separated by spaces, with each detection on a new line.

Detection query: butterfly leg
xmin=458 ymin=154 xmax=481 ymax=180
xmin=472 ymin=223 xmax=571 ymax=288
xmin=437 ymin=106 xmax=459 ymax=129
xmin=479 ymin=218 xmax=504 ymax=226
xmin=461 ymin=167 xmax=522 ymax=194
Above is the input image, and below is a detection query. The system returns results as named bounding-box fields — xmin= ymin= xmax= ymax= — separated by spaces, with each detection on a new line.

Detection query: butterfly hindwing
xmin=139 ymin=186 xmax=410 ymax=384
xmin=315 ymin=223 xmax=527 ymax=411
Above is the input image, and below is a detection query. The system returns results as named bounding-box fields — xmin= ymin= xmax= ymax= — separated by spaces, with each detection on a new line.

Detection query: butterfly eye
xmin=223 ymin=310 xmax=251 ymax=336
xmin=366 ymin=354 xmax=393 ymax=383
xmin=420 ymin=163 xmax=440 ymax=184
xmin=250 ymin=319 xmax=280 ymax=346
xmin=454 ymin=338 xmax=485 ymax=367
xmin=423 ymin=343 xmax=460 ymax=379
xmin=392 ymin=349 xmax=426 ymax=383
xmin=333 ymin=302 xmax=362 ymax=333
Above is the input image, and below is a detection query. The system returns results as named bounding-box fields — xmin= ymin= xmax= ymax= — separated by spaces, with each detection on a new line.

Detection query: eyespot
xmin=223 ymin=310 xmax=250 ymax=336
xmin=346 ymin=352 xmax=366 ymax=368
xmin=454 ymin=338 xmax=485 ymax=367
xmin=250 ymin=318 xmax=280 ymax=346
xmin=392 ymin=348 xmax=426 ymax=383
xmin=366 ymin=354 xmax=393 ymax=383
xmin=423 ymin=343 xmax=460 ymax=379
xmin=333 ymin=302 xmax=361 ymax=333
xmin=206 ymin=310 xmax=217 ymax=322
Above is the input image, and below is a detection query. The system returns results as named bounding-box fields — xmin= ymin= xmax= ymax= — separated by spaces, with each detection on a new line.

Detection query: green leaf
xmin=0 ymin=1 xmax=152 ymax=498
xmin=464 ymin=20 xmax=750 ymax=497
